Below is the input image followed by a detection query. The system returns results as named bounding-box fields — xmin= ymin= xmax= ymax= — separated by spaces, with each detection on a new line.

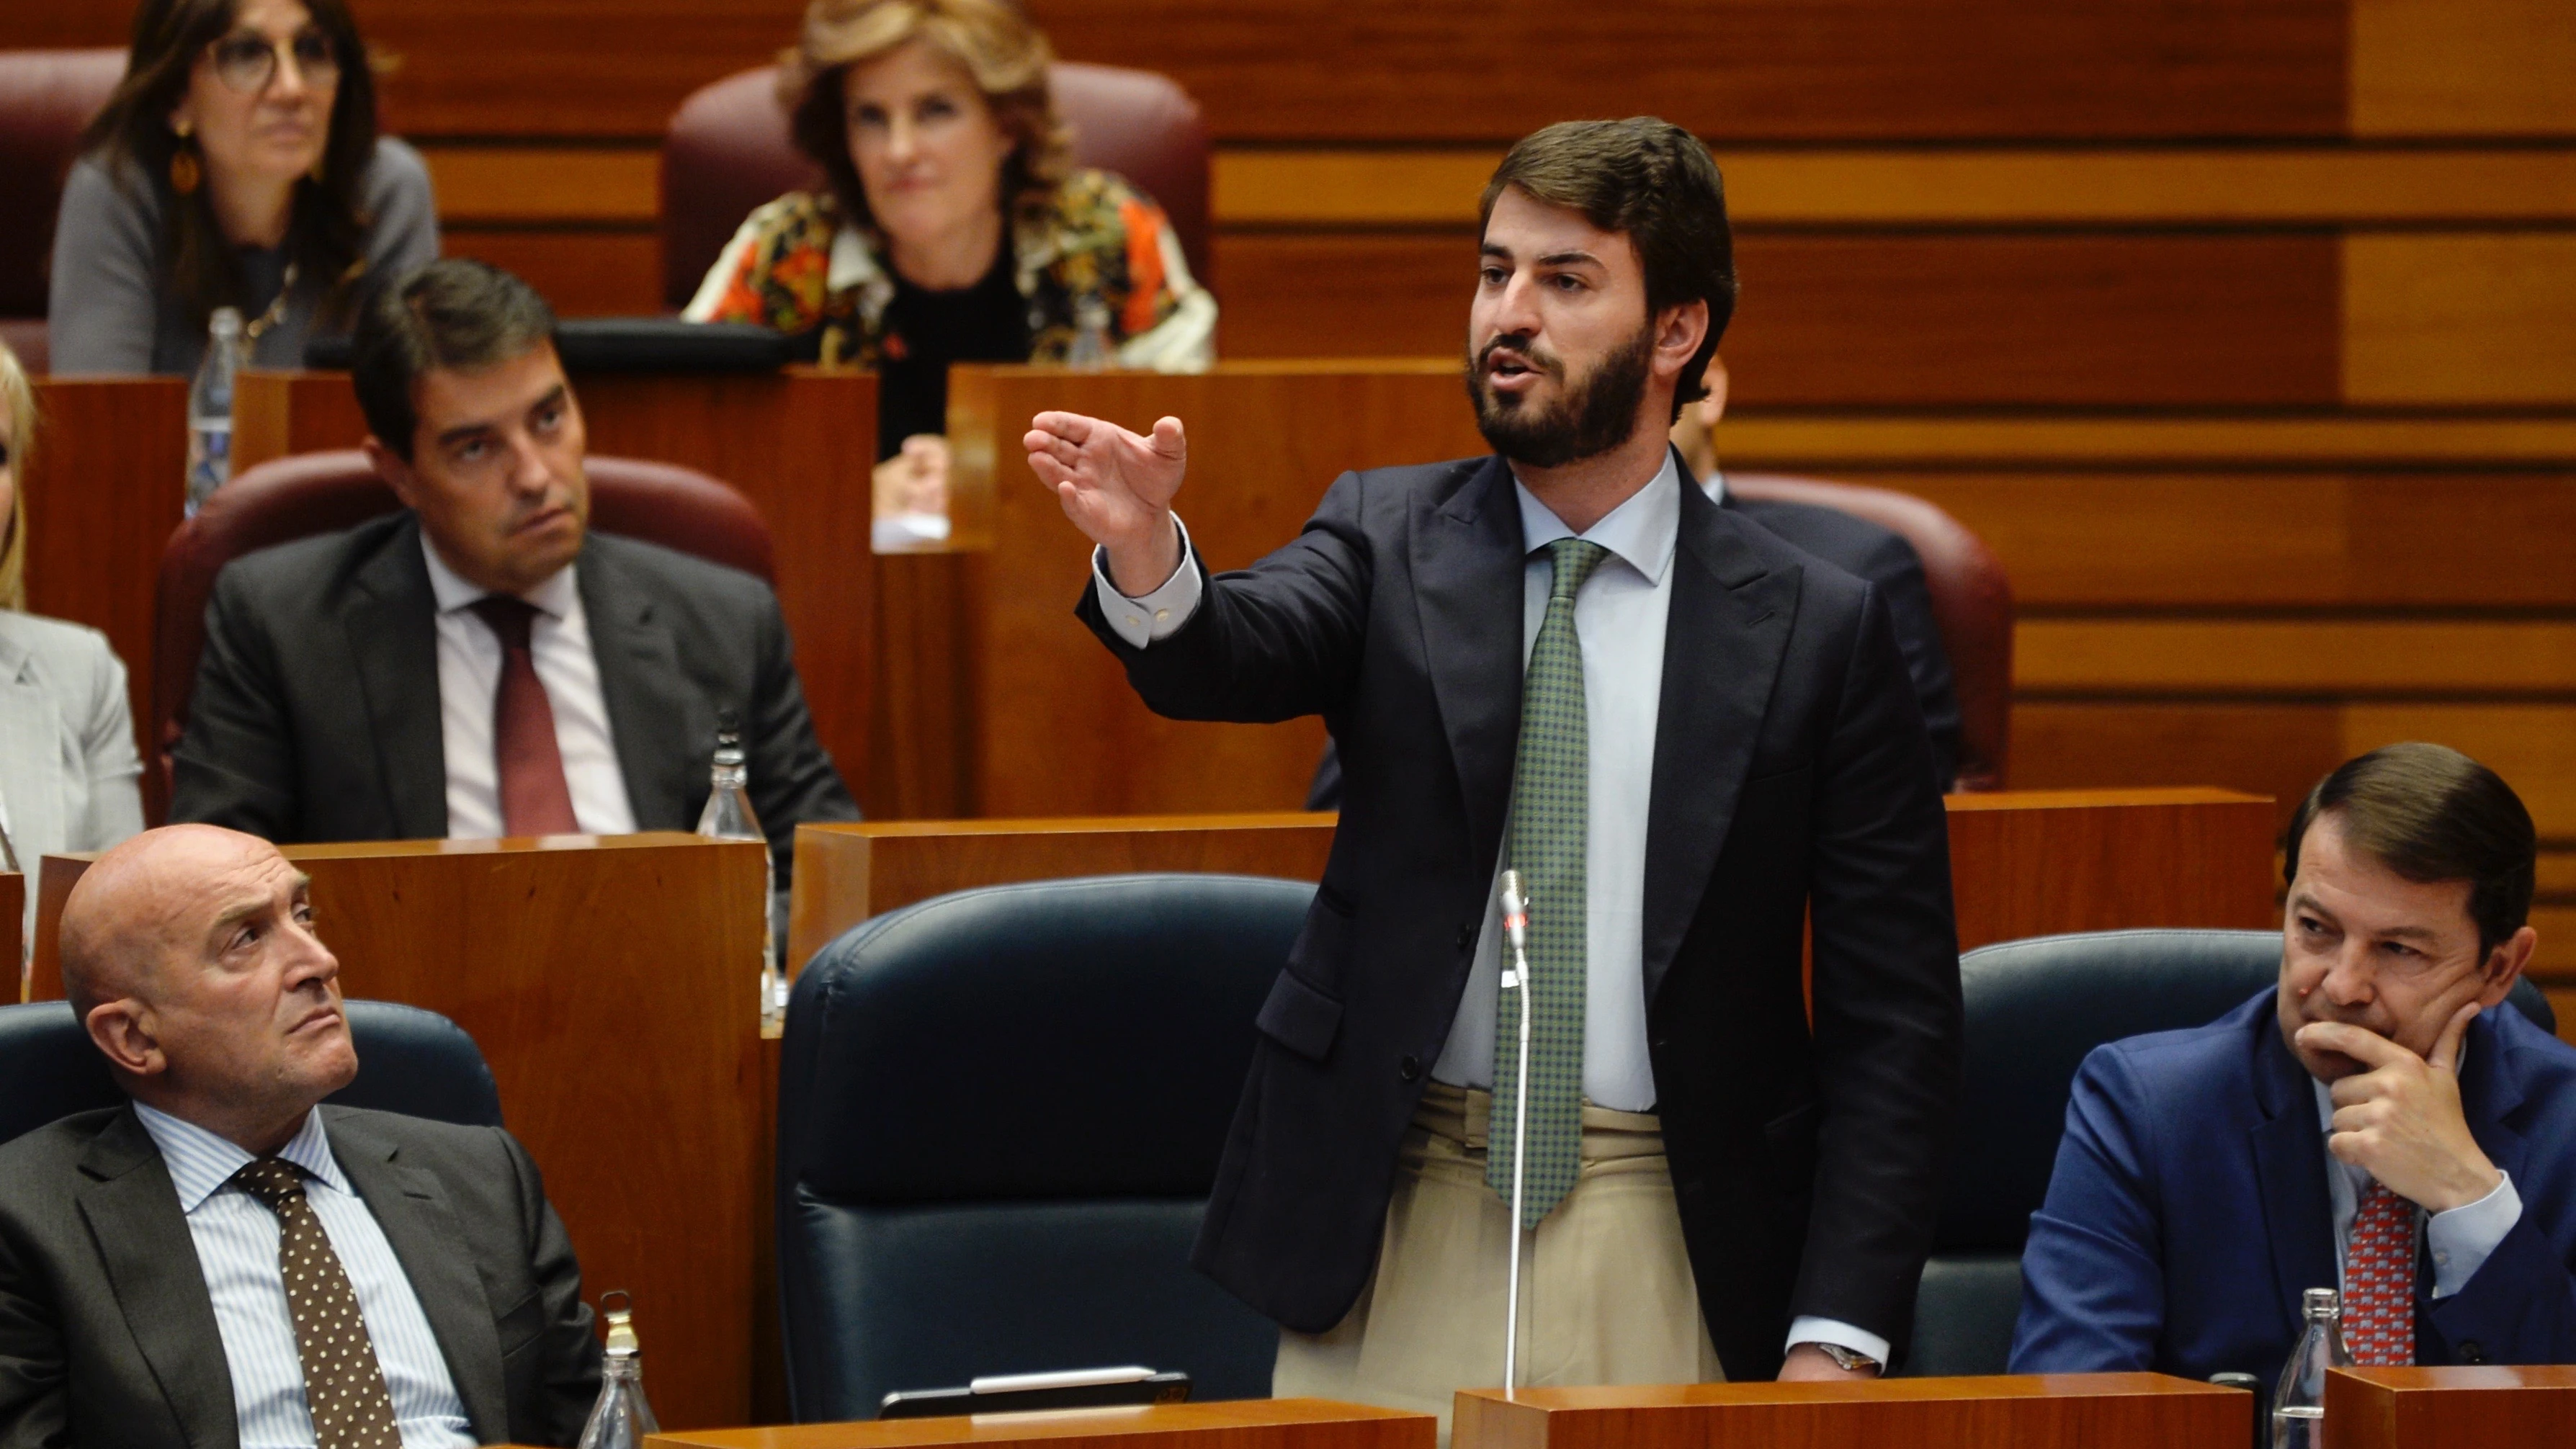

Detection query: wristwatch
xmin=1806 ymin=1342 xmax=1884 ymax=1374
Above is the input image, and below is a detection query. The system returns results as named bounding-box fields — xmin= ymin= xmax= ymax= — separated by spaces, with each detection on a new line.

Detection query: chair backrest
xmin=1900 ymin=927 xmax=2559 ymax=1376
xmin=0 ymin=998 xmax=503 ymax=1149
xmin=777 ymin=873 xmax=1301 ymax=1421
xmin=1725 ymin=472 xmax=2015 ymax=791
xmin=0 ymin=48 xmax=128 ymax=369
xmin=152 ymin=448 xmax=776 ymax=794
xmin=661 ymin=61 xmax=1211 ymax=310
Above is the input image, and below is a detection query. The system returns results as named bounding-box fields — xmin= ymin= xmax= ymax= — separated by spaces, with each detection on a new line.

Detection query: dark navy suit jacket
xmin=2011 ymin=989 xmax=2576 ymax=1389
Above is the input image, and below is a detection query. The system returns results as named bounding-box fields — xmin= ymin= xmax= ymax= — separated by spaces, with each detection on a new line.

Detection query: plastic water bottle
xmin=1066 ymin=297 xmax=1113 ymax=369
xmin=576 ymin=1292 xmax=658 ymax=1449
xmin=2271 ymin=1287 xmax=2353 ymax=1448
xmin=184 ymin=308 xmax=243 ymax=516
xmin=694 ymin=714 xmax=780 ymax=1033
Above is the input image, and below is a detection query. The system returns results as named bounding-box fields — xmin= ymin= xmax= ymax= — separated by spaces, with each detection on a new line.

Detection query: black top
xmin=875 ymin=243 xmax=1030 ymax=459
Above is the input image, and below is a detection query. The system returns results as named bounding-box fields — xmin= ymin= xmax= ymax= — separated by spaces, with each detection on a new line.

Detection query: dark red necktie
xmin=467 ymin=595 xmax=580 ymax=836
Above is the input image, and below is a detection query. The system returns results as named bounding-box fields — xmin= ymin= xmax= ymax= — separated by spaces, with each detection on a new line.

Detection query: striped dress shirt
xmin=133 ymin=1103 xmax=475 ymax=1448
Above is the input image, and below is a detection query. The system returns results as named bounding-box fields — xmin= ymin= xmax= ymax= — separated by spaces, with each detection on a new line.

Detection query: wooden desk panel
xmin=645 ymin=1398 xmax=1434 ymax=1449
xmin=231 ymin=369 xmax=877 ymax=806
xmin=29 ymin=833 xmax=771 ymax=1431
xmin=1945 ymin=788 xmax=2279 ymax=950
xmin=787 ymin=812 xmax=1336 ymax=969
xmin=1454 ymin=1376 xmax=2248 ymax=1449
xmin=2324 ymin=1365 xmax=2576 ymax=1449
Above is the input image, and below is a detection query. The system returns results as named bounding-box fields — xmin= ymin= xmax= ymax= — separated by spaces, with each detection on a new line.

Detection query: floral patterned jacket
xmin=681 ymin=169 xmax=1215 ymax=372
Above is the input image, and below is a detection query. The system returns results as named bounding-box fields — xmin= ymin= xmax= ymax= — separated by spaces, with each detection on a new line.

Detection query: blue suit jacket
xmin=2011 ymin=989 xmax=2576 ymax=1387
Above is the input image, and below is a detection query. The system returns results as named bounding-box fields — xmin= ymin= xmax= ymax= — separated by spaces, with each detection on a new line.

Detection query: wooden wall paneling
xmin=786 ymin=812 xmax=1337 ymax=969
xmin=944 ymin=363 xmax=1487 ymax=818
xmin=439 ymin=230 xmax=666 ymax=318
xmin=2016 ymin=620 xmax=2576 ymax=695
xmin=1215 ymin=233 xmax=2345 ymax=408
xmin=1451 ymin=1375 xmax=2250 ymax=1449
xmin=867 ymin=552 xmax=980 ymax=820
xmin=21 ymin=379 xmax=189 ymax=823
xmin=1944 ymin=789 xmax=2280 ymax=951
xmin=2322 ymin=1365 xmax=2576 ymax=1449
xmin=2350 ymin=0 xmax=2576 ymax=137
xmin=421 ymin=146 xmax=662 ymax=225
xmin=2342 ymin=234 xmax=2576 ymax=405
xmin=1712 ymin=416 xmax=2576 ymax=469
xmin=30 ymin=835 xmax=772 ymax=1431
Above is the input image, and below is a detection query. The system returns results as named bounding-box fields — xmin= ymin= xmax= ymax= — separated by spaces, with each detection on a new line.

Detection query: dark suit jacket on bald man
xmin=168 ymin=510 xmax=857 ymax=879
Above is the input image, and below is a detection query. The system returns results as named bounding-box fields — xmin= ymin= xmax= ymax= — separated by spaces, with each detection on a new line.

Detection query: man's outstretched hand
xmin=1026 ymin=411 xmax=1188 ymax=596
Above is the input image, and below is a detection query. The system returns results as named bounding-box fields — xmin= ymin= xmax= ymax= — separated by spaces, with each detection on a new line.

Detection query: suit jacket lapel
xmin=1640 ymin=478 xmax=1799 ymax=1005
xmin=75 ymin=1108 xmax=241 ymax=1449
xmin=2250 ymin=1013 xmax=2338 ymax=1333
xmin=0 ymin=632 xmax=64 ymax=864
xmin=1410 ymin=457 xmax=1526 ymax=876
xmin=345 ymin=517 xmax=449 ymax=838
xmin=578 ymin=541 xmax=696 ymax=830
xmin=327 ymin=1113 xmax=510 ymax=1440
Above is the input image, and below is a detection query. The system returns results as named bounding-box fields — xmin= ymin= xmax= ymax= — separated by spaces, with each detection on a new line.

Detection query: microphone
xmin=1495 ymin=870 xmax=1533 ymax=1395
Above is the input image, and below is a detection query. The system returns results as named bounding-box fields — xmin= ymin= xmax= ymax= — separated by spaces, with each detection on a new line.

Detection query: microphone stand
xmin=1496 ymin=871 xmax=1534 ymax=1397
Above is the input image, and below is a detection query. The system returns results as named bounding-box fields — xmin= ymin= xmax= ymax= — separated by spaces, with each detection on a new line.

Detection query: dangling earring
xmin=169 ymin=123 xmax=202 ymax=195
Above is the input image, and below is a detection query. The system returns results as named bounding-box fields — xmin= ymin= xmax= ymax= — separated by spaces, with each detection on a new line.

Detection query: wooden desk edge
xmin=643 ymin=1398 xmax=1434 ymax=1448
xmin=1453 ymin=1372 xmax=2239 ymax=1413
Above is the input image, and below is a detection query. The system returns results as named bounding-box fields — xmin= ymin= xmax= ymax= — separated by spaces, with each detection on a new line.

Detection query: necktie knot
xmin=468 ymin=593 xmax=540 ymax=651
xmin=1543 ymin=539 xmax=1611 ymax=605
xmin=231 ymin=1157 xmax=308 ymax=1213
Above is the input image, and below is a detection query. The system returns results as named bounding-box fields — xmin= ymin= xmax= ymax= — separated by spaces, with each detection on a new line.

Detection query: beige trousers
xmin=1273 ymin=1081 xmax=1722 ymax=1440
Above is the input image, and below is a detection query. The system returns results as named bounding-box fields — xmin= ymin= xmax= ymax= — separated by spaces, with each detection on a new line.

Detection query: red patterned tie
xmin=467 ymin=596 xmax=580 ymax=836
xmin=2344 ymin=1180 xmax=2418 ymax=1365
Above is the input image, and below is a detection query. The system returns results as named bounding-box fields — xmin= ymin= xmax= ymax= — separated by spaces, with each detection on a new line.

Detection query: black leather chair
xmin=1901 ymin=927 xmax=2557 ymax=1377
xmin=0 ymin=998 xmax=503 ymax=1148
xmin=777 ymin=874 xmax=1301 ymax=1421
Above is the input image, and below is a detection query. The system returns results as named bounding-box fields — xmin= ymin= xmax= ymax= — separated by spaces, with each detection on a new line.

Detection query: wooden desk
xmin=27 ymin=833 xmax=771 ymax=1431
xmin=887 ymin=362 xmax=1483 ymax=819
xmin=1453 ymin=1376 xmax=2248 ymax=1449
xmin=644 ymin=1398 xmax=1435 ymax=1449
xmin=2324 ymin=1365 xmax=2576 ymax=1448
xmin=232 ymin=369 xmax=878 ymax=804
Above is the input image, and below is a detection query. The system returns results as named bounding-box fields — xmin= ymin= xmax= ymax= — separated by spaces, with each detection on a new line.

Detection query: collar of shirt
xmin=420 ymin=532 xmax=578 ymax=623
xmin=133 ymin=1102 xmax=348 ymax=1214
xmin=1510 ymin=449 xmax=1683 ymax=586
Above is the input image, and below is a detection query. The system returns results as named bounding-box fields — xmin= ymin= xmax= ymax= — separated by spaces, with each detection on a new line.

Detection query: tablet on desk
xmin=878 ymin=1366 xmax=1192 ymax=1419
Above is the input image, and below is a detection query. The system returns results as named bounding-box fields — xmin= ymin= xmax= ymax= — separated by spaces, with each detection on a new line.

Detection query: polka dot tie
xmin=1487 ymin=539 xmax=1611 ymax=1227
xmin=231 ymin=1159 xmax=402 ymax=1449
xmin=2344 ymin=1180 xmax=2418 ymax=1367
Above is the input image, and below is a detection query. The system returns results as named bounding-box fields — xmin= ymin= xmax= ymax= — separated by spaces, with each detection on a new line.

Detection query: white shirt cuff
xmin=2426 ymin=1170 xmax=2523 ymax=1299
xmin=1091 ymin=515 xmax=1201 ymax=648
xmin=1786 ymin=1316 xmax=1891 ymax=1368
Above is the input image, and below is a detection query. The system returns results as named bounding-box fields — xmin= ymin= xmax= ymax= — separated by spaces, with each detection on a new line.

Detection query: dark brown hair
xmin=1480 ymin=117 xmax=1737 ymax=420
xmin=352 ymin=259 xmax=558 ymax=462
xmin=2283 ymin=742 xmax=2537 ymax=956
xmin=779 ymin=0 xmax=1070 ymax=237
xmin=79 ymin=0 xmax=381 ymax=329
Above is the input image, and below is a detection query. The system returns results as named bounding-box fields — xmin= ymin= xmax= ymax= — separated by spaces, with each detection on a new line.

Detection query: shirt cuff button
xmin=1155 ymin=609 xmax=1170 ymax=622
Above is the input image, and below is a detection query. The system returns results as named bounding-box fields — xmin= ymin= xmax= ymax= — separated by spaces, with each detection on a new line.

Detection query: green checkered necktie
xmin=1488 ymin=537 xmax=1610 ymax=1226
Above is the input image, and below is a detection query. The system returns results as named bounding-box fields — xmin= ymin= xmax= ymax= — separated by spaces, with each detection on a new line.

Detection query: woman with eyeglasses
xmin=48 ymin=0 xmax=439 ymax=376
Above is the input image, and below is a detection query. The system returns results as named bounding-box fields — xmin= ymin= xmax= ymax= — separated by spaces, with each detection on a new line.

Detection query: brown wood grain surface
xmin=1452 ymin=1375 xmax=2250 ymax=1449
xmin=645 ymin=1398 xmax=1434 ymax=1449
xmin=228 ymin=369 xmax=877 ymax=813
xmin=1944 ymin=789 xmax=2280 ymax=950
xmin=27 ymin=833 xmax=772 ymax=1430
xmin=1 ymin=874 xmax=22 ymax=1003
xmin=442 ymin=230 xmax=665 ymax=318
xmin=2322 ymin=1365 xmax=2576 ymax=1449
xmin=787 ymin=812 xmax=1336 ymax=969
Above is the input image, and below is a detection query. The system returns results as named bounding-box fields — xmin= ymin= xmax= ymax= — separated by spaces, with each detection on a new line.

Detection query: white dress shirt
xmin=2312 ymin=1074 xmax=2521 ymax=1301
xmin=421 ymin=537 xmax=637 ymax=839
xmin=1094 ymin=455 xmax=1888 ymax=1365
xmin=133 ymin=1103 xmax=473 ymax=1449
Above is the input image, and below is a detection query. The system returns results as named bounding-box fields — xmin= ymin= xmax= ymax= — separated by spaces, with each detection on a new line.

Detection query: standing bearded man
xmin=1025 ymin=118 xmax=1961 ymax=1425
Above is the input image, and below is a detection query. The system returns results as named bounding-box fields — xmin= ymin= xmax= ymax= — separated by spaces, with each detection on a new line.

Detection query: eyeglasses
xmin=207 ymin=28 xmax=341 ymax=95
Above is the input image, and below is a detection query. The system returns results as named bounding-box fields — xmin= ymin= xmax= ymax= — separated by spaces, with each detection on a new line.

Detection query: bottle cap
xmin=210 ymin=307 xmax=243 ymax=336
xmin=2303 ymin=1286 xmax=2340 ymax=1316
xmin=601 ymin=1290 xmax=640 ymax=1357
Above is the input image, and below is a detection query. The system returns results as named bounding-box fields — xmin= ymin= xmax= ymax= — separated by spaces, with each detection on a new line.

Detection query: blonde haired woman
xmin=685 ymin=0 xmax=1214 ymax=539
xmin=0 ymin=341 xmax=148 ymax=982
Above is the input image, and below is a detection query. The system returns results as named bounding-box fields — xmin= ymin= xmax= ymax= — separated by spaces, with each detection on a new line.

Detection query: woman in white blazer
xmin=0 ymin=339 xmax=146 ymax=993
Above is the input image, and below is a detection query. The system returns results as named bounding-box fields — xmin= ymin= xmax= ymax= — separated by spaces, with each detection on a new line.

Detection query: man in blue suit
xmin=2013 ymin=743 xmax=2576 ymax=1386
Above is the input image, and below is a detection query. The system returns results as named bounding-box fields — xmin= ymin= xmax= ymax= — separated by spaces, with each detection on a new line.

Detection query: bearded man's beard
xmin=1464 ymin=324 xmax=1655 ymax=469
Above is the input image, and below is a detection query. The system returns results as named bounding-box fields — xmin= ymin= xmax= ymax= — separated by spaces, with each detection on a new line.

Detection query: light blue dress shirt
xmin=133 ymin=1103 xmax=475 ymax=1448
xmin=1095 ymin=455 xmax=1891 ymax=1365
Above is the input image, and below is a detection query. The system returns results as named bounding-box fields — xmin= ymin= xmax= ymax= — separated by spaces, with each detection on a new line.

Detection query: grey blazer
xmin=0 ymin=1104 xmax=603 ymax=1449
xmin=0 ymin=611 xmax=145 ymax=904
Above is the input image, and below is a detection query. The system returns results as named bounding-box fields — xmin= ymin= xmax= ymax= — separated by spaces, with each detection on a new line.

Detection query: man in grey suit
xmin=169 ymin=259 xmax=857 ymax=885
xmin=0 ymin=824 xmax=601 ymax=1448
